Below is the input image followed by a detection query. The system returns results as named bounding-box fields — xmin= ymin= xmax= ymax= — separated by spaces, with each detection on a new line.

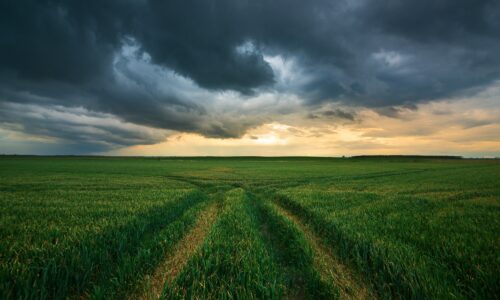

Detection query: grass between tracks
xmin=163 ymin=188 xmax=285 ymax=299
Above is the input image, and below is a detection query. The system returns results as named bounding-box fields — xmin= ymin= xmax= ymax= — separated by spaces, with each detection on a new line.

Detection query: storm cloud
xmin=1 ymin=0 xmax=499 ymax=152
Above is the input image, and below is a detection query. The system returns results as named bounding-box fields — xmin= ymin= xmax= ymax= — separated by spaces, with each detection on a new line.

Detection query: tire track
xmin=135 ymin=201 xmax=220 ymax=300
xmin=272 ymin=201 xmax=375 ymax=300
xmin=252 ymin=197 xmax=327 ymax=299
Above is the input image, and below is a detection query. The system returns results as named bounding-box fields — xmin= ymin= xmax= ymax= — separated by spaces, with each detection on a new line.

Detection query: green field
xmin=1 ymin=156 xmax=499 ymax=299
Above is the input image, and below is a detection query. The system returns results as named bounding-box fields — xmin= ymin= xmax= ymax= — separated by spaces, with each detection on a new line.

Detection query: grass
xmin=0 ymin=156 xmax=498 ymax=299
xmin=163 ymin=188 xmax=285 ymax=299
xmin=252 ymin=193 xmax=336 ymax=299
xmin=270 ymin=200 xmax=373 ymax=299
xmin=137 ymin=200 xmax=220 ymax=300
xmin=276 ymin=164 xmax=500 ymax=298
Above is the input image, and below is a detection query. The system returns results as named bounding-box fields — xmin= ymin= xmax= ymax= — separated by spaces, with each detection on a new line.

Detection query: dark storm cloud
xmin=0 ymin=0 xmax=135 ymax=83
xmin=375 ymin=104 xmax=418 ymax=118
xmin=306 ymin=109 xmax=356 ymax=121
xmin=321 ymin=109 xmax=356 ymax=121
xmin=362 ymin=0 xmax=500 ymax=43
xmin=1 ymin=0 xmax=500 ymax=152
xmin=2 ymin=0 xmax=500 ymax=97
xmin=136 ymin=0 xmax=276 ymax=93
xmin=0 ymin=102 xmax=170 ymax=151
xmin=348 ymin=0 xmax=500 ymax=105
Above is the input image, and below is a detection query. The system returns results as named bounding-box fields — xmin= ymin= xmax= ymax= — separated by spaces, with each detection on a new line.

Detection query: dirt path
xmin=272 ymin=202 xmax=375 ymax=300
xmin=136 ymin=202 xmax=220 ymax=300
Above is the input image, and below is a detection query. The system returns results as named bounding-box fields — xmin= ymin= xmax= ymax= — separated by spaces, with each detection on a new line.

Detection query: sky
xmin=1 ymin=0 xmax=499 ymax=157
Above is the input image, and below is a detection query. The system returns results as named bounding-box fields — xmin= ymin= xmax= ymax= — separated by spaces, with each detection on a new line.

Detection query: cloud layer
xmin=1 ymin=0 xmax=499 ymax=154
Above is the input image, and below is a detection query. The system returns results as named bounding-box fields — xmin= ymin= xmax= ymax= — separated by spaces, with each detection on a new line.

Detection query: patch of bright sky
xmin=372 ymin=49 xmax=407 ymax=67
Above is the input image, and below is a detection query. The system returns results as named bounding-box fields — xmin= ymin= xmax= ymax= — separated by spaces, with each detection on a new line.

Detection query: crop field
xmin=0 ymin=156 xmax=499 ymax=299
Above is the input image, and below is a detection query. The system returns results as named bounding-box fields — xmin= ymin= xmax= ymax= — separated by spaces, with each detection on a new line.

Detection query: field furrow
xmin=270 ymin=200 xmax=375 ymax=300
xmin=252 ymin=194 xmax=335 ymax=299
xmin=136 ymin=199 xmax=221 ymax=300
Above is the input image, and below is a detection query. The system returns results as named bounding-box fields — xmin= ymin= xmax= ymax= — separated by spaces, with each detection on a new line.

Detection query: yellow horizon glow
xmin=104 ymin=95 xmax=500 ymax=157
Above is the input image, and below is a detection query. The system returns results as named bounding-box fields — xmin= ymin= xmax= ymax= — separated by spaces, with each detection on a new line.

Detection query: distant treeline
xmin=350 ymin=155 xmax=463 ymax=159
xmin=3 ymin=154 xmax=494 ymax=160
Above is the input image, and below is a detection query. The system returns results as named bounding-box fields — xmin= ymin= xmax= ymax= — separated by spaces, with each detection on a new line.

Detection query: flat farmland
xmin=0 ymin=156 xmax=499 ymax=299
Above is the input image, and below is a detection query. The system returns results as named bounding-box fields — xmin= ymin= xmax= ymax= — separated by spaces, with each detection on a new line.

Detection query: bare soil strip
xmin=136 ymin=202 xmax=220 ymax=300
xmin=272 ymin=202 xmax=375 ymax=300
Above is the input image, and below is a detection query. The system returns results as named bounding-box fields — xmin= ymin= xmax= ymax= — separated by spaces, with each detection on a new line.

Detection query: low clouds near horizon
xmin=1 ymin=0 xmax=499 ymax=156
